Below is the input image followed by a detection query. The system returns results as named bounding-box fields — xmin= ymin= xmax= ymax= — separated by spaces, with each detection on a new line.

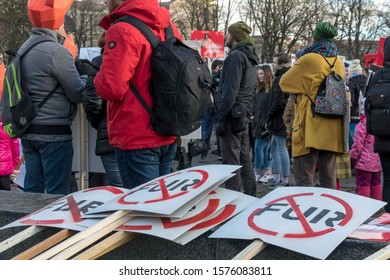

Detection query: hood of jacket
xmin=231 ymin=39 xmax=259 ymax=66
xmin=99 ymin=0 xmax=171 ymax=31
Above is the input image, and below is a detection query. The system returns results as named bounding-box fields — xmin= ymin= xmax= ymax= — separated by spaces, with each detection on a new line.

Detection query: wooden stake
xmin=50 ymin=214 xmax=133 ymax=260
xmin=0 ymin=226 xmax=45 ymax=254
xmin=33 ymin=210 xmax=132 ymax=260
xmin=232 ymin=240 xmax=268 ymax=260
xmin=72 ymin=231 xmax=138 ymax=260
xmin=364 ymin=244 xmax=390 ymax=260
xmin=12 ymin=229 xmax=76 ymax=260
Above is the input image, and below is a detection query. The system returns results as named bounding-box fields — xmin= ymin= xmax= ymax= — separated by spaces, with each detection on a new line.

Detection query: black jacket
xmin=217 ymin=44 xmax=260 ymax=122
xmin=82 ymin=54 xmax=114 ymax=156
xmin=266 ymin=67 xmax=290 ymax=137
xmin=253 ymin=89 xmax=273 ymax=138
xmin=367 ymin=36 xmax=390 ymax=153
xmin=348 ymin=74 xmax=366 ymax=123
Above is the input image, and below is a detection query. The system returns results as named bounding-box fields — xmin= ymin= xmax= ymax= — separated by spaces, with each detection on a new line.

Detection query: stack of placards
xmin=0 ymin=165 xmax=257 ymax=259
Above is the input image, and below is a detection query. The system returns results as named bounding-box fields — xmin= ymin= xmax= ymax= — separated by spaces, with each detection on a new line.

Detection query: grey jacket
xmin=20 ymin=27 xmax=85 ymax=140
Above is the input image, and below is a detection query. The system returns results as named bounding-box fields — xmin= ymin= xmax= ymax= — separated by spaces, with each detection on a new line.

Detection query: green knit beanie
xmin=228 ymin=21 xmax=252 ymax=42
xmin=313 ymin=22 xmax=338 ymax=41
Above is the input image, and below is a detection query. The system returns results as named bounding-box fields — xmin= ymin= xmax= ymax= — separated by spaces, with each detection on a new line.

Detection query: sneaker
xmin=259 ymin=173 xmax=273 ymax=183
xmin=266 ymin=179 xmax=280 ymax=189
xmin=267 ymin=181 xmax=288 ymax=190
xmin=217 ymin=156 xmax=222 ymax=161
xmin=255 ymin=174 xmax=262 ymax=182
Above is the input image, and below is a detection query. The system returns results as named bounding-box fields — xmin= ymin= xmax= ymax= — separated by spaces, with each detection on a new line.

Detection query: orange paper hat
xmin=63 ymin=33 xmax=77 ymax=59
xmin=28 ymin=0 xmax=74 ymax=30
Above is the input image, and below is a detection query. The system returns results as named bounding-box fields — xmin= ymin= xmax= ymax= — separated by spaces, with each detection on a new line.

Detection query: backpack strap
xmin=321 ymin=55 xmax=338 ymax=69
xmin=114 ymin=15 xmax=174 ymax=48
xmin=18 ymin=36 xmax=56 ymax=58
xmin=37 ymin=83 xmax=60 ymax=109
xmin=114 ymin=16 xmax=176 ymax=126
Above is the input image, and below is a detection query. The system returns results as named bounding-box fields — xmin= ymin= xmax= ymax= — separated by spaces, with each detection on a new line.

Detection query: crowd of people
xmin=0 ymin=0 xmax=389 ymax=214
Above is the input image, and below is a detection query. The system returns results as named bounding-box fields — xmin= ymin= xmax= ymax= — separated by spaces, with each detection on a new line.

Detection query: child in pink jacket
xmin=350 ymin=114 xmax=382 ymax=200
xmin=0 ymin=120 xmax=20 ymax=190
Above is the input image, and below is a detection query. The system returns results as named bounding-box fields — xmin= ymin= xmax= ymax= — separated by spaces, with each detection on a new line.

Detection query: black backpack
xmin=307 ymin=56 xmax=348 ymax=118
xmin=1 ymin=37 xmax=59 ymax=138
xmin=365 ymin=69 xmax=390 ymax=137
xmin=114 ymin=16 xmax=212 ymax=136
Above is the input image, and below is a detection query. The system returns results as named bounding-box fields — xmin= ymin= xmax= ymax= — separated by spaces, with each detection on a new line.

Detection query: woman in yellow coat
xmin=280 ymin=22 xmax=348 ymax=189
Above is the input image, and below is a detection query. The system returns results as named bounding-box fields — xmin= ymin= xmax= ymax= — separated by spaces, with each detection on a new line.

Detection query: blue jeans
xmin=254 ymin=137 xmax=272 ymax=173
xmin=100 ymin=153 xmax=122 ymax=187
xmin=22 ymin=139 xmax=73 ymax=195
xmin=349 ymin=122 xmax=358 ymax=149
xmin=270 ymin=135 xmax=290 ymax=177
xmin=115 ymin=143 xmax=177 ymax=189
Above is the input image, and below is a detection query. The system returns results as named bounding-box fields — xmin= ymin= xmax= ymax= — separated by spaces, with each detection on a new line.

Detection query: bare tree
xmin=67 ymin=0 xmax=106 ymax=49
xmin=170 ymin=0 xmax=222 ymax=39
xmin=245 ymin=0 xmax=324 ymax=62
xmin=0 ymin=0 xmax=31 ymax=62
xmin=331 ymin=0 xmax=378 ymax=60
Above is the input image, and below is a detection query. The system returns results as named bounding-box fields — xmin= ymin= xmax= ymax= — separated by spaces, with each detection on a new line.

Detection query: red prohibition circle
xmin=247 ymin=192 xmax=353 ymax=238
xmin=118 ymin=169 xmax=209 ymax=205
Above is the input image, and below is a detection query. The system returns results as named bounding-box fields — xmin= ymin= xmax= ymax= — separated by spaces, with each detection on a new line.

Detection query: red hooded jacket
xmin=95 ymin=0 xmax=181 ymax=150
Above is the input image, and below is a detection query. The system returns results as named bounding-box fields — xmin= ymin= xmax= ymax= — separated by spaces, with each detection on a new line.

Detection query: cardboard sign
xmin=174 ymin=193 xmax=258 ymax=245
xmin=209 ymin=187 xmax=386 ymax=259
xmin=1 ymin=186 xmax=128 ymax=231
xmin=86 ymin=165 xmax=241 ymax=216
xmin=79 ymin=187 xmax=242 ymax=242
xmin=190 ymin=30 xmax=225 ymax=58
xmin=349 ymin=213 xmax=390 ymax=242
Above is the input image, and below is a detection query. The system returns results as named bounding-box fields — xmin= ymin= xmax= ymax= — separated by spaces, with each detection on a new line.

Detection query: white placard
xmin=174 ymin=193 xmax=258 ymax=245
xmin=1 ymin=186 xmax=128 ymax=231
xmin=209 ymin=187 xmax=386 ymax=259
xmin=79 ymin=187 xmax=242 ymax=242
xmin=86 ymin=165 xmax=241 ymax=216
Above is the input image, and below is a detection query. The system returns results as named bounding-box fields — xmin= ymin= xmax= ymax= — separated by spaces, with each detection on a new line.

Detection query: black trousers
xmin=0 ymin=175 xmax=11 ymax=190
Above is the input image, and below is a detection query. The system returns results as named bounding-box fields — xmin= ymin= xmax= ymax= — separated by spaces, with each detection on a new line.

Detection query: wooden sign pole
xmin=364 ymin=244 xmax=390 ymax=260
xmin=72 ymin=231 xmax=138 ymax=260
xmin=12 ymin=229 xmax=76 ymax=260
xmin=33 ymin=210 xmax=132 ymax=260
xmin=232 ymin=240 xmax=268 ymax=260
xmin=50 ymin=213 xmax=133 ymax=260
xmin=0 ymin=226 xmax=45 ymax=254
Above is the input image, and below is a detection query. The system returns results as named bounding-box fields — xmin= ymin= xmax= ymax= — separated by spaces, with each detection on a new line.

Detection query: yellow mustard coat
xmin=279 ymin=53 xmax=348 ymax=157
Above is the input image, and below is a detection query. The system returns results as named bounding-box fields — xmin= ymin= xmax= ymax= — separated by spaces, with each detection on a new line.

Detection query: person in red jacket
xmin=94 ymin=0 xmax=182 ymax=189
xmin=0 ymin=119 xmax=20 ymax=190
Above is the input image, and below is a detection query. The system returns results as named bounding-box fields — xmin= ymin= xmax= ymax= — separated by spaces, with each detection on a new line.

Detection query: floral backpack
xmin=307 ymin=56 xmax=348 ymax=118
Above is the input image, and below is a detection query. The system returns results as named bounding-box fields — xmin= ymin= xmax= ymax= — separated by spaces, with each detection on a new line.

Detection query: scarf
xmin=302 ymin=39 xmax=339 ymax=57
